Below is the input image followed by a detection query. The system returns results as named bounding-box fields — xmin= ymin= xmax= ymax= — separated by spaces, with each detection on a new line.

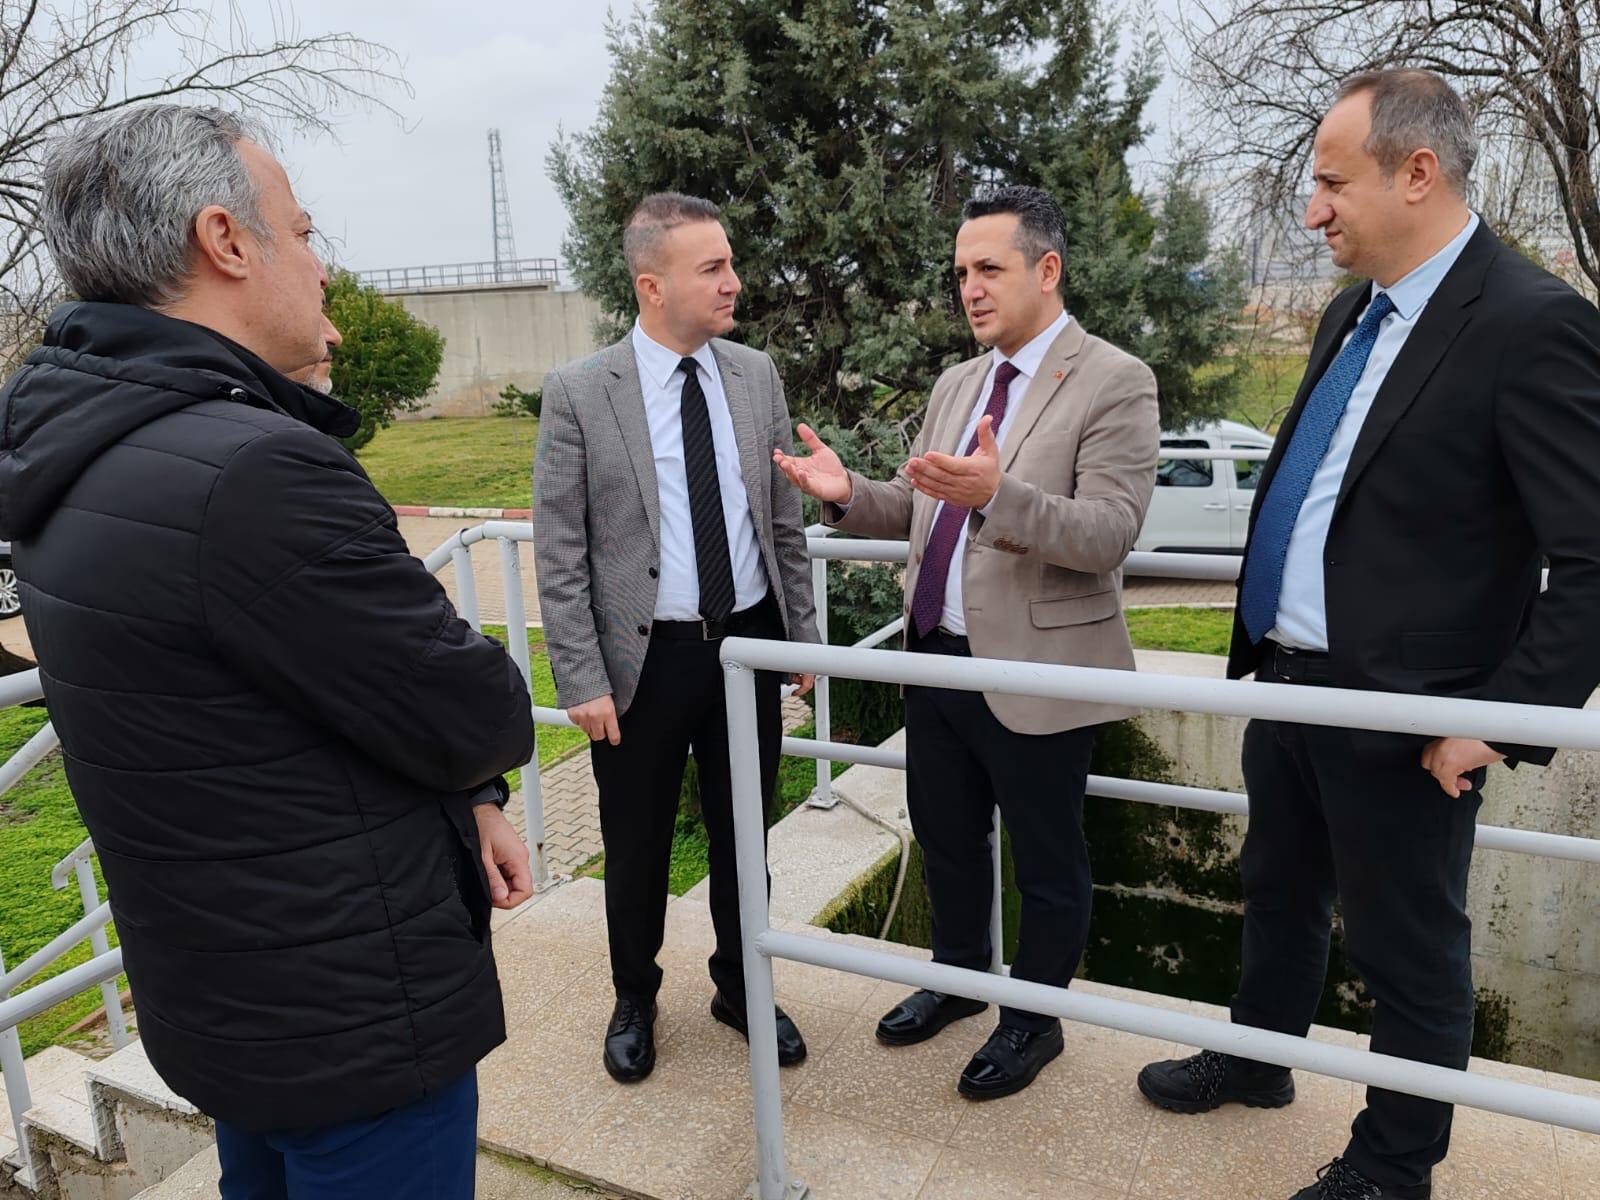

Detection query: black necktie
xmin=678 ymin=356 xmax=737 ymax=623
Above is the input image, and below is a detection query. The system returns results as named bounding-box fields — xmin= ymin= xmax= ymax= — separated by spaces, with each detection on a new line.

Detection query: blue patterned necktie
xmin=1239 ymin=291 xmax=1396 ymax=644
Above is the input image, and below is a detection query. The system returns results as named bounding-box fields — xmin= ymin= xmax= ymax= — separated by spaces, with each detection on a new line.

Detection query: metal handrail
xmin=0 ymin=903 xmax=113 ymax=996
xmin=0 ymin=949 xmax=123 ymax=1034
xmin=353 ymin=258 xmax=560 ymax=292
xmin=718 ymin=637 xmax=1600 ymax=1199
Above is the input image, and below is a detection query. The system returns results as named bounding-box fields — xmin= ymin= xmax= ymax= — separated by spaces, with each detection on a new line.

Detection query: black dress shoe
xmin=875 ymin=988 xmax=988 ymax=1047
xmin=709 ymin=990 xmax=808 ymax=1066
xmin=1288 ymin=1157 xmax=1430 ymax=1199
xmin=957 ymin=1022 xmax=1064 ymax=1100
xmin=1137 ymin=1048 xmax=1295 ymax=1113
xmin=602 ymin=997 xmax=657 ymax=1083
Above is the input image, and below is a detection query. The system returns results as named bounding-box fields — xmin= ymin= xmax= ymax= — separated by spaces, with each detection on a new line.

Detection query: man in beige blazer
xmin=776 ymin=185 xmax=1159 ymax=1100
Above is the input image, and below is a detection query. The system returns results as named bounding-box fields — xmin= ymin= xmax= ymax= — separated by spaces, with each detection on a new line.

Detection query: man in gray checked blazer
xmin=533 ymin=193 xmax=820 ymax=1085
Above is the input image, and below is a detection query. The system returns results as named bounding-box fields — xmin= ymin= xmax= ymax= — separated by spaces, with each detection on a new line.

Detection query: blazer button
xmin=637 ymin=624 xmax=649 ymax=636
xmin=648 ymin=567 xmax=659 ymax=578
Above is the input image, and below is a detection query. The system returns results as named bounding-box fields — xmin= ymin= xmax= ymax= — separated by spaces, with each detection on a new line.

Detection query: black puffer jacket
xmin=0 ymin=303 xmax=534 ymax=1131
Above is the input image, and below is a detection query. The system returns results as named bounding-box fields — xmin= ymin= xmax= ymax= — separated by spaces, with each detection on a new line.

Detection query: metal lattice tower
xmin=488 ymin=129 xmax=518 ymax=281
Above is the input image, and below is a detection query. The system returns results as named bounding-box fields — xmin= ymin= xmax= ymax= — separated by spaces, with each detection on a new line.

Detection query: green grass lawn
xmin=1198 ymin=352 xmax=1308 ymax=432
xmin=359 ymin=416 xmax=537 ymax=509
xmin=1126 ymin=606 xmax=1234 ymax=657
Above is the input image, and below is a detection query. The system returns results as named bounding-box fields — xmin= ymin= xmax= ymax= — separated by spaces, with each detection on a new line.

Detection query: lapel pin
xmin=1054 ymin=369 xmax=1065 ymax=381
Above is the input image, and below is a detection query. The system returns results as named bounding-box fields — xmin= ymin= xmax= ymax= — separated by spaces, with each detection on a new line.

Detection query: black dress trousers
xmin=904 ymin=629 xmax=1099 ymax=1033
xmin=588 ymin=594 xmax=785 ymax=1008
xmin=1232 ymin=658 xmax=1483 ymax=1191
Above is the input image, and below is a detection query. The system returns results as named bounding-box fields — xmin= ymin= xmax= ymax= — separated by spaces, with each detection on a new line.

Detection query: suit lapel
xmin=938 ymin=359 xmax=989 ymax=457
xmin=602 ymin=340 xmax=661 ymax=548
xmin=909 ymin=359 xmax=986 ymax=553
xmin=711 ymin=342 xmax=767 ymax=533
xmin=999 ymin=321 xmax=1086 ymax=473
xmin=1332 ymin=224 xmax=1494 ymax=514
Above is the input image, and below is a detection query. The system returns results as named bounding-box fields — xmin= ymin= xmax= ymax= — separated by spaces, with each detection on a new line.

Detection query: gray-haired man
xmin=0 ymin=106 xmax=535 ymax=1198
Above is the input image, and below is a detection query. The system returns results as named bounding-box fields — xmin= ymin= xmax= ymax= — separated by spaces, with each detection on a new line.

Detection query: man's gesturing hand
xmin=773 ymin=424 xmax=852 ymax=504
xmin=1420 ymin=737 xmax=1504 ymax=798
xmin=906 ymin=415 xmax=1002 ymax=509
xmin=474 ymin=803 xmax=534 ymax=909
xmin=569 ymin=694 xmax=621 ymax=745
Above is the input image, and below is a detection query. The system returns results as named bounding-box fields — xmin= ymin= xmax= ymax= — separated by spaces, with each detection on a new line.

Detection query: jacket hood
xmin=0 ymin=301 xmax=358 ymax=539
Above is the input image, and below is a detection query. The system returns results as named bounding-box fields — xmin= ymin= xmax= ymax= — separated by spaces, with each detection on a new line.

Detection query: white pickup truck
xmin=1134 ymin=420 xmax=1275 ymax=553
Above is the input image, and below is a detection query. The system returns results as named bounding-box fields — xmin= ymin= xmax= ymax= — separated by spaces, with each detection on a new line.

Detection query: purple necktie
xmin=909 ymin=360 xmax=1021 ymax=638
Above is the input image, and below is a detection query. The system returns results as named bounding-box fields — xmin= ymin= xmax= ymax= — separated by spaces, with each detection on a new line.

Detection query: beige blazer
xmin=824 ymin=319 xmax=1159 ymax=734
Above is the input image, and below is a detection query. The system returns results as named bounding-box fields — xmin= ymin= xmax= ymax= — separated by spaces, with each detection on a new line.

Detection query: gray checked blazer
xmin=533 ymin=335 xmax=821 ymax=715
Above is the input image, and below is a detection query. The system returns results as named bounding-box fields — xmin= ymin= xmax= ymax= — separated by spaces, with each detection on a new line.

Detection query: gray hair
xmin=1336 ymin=69 xmax=1478 ymax=193
xmin=40 ymin=105 xmax=276 ymax=308
xmin=961 ymin=185 xmax=1069 ymax=284
xmin=623 ymin=192 xmax=722 ymax=278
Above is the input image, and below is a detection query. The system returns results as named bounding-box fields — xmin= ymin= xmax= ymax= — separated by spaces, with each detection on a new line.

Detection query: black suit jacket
xmin=1227 ymin=222 xmax=1600 ymax=766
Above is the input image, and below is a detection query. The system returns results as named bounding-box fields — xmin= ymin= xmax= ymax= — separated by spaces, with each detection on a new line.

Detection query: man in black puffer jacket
xmin=0 ymin=107 xmax=535 ymax=1198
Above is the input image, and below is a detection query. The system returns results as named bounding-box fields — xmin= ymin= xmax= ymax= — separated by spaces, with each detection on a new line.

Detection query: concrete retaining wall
xmin=390 ymin=285 xmax=605 ymax=418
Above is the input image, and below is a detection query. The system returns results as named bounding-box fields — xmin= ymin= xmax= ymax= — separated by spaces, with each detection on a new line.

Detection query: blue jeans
xmin=214 ymin=1071 xmax=478 ymax=1200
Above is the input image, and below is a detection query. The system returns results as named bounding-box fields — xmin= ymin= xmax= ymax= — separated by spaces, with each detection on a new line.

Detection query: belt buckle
xmin=701 ymin=616 xmax=727 ymax=641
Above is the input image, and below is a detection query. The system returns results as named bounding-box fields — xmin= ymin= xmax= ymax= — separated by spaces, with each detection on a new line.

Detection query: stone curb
xmin=392 ymin=505 xmax=534 ymax=518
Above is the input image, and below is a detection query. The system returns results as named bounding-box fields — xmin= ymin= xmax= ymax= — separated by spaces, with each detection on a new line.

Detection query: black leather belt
xmin=1264 ymin=640 xmax=1333 ymax=685
xmin=911 ymin=627 xmax=971 ymax=655
xmin=652 ymin=591 xmax=777 ymax=641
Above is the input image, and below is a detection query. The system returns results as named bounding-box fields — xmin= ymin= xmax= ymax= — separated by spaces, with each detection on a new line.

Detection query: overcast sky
xmin=176 ymin=1 xmax=1189 ymax=276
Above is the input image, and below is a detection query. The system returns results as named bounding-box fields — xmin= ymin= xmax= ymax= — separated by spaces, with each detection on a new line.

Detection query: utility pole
xmin=488 ymin=128 xmax=518 ymax=282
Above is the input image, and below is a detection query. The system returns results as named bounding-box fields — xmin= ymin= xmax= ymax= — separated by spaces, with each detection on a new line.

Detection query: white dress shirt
xmin=1270 ymin=213 xmax=1479 ymax=650
xmin=935 ymin=308 xmax=1072 ymax=635
xmin=631 ymin=322 xmax=769 ymax=621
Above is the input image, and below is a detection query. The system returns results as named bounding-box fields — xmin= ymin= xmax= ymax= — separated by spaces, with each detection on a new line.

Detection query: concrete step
xmin=131 ymin=1145 xmax=620 ymax=1199
xmin=1 ymin=1047 xmax=99 ymax=1193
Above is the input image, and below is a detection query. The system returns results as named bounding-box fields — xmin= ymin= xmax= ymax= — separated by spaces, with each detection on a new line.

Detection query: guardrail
xmin=718 ymin=638 xmax=1600 ymax=1199
xmin=353 ymin=258 xmax=560 ymax=292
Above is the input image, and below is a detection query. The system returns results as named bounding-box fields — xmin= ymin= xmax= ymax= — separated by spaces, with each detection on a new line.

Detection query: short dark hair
xmin=961 ymin=185 xmax=1068 ymax=280
xmin=623 ymin=192 xmax=722 ymax=278
xmin=1334 ymin=69 xmax=1477 ymax=193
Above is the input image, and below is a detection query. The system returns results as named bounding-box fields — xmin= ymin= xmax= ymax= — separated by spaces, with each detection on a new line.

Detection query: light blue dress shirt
xmin=1270 ymin=213 xmax=1479 ymax=650
xmin=631 ymin=322 xmax=769 ymax=621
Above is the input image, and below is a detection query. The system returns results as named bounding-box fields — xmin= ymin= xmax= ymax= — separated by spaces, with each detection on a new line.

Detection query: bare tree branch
xmin=0 ymin=0 xmax=408 ymax=350
xmin=1179 ymin=0 xmax=1600 ymax=294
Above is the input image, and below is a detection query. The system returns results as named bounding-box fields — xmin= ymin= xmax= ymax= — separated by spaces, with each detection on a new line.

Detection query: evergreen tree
xmin=552 ymin=0 xmax=1243 ymax=433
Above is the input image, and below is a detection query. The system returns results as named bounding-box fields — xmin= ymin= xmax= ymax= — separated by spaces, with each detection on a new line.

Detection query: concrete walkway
xmin=481 ymin=877 xmax=1600 ymax=1200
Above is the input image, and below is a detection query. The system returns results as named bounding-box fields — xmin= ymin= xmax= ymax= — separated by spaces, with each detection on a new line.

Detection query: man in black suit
xmin=1136 ymin=70 xmax=1600 ymax=1200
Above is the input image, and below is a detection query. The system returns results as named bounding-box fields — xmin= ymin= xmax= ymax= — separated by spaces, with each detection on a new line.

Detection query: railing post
xmin=725 ymin=660 xmax=808 ymax=1200
xmin=0 ymin=942 xmax=37 ymax=1186
xmin=496 ymin=537 xmax=547 ymax=887
xmin=806 ymin=555 xmax=835 ymax=810
xmin=74 ymin=860 xmax=127 ymax=1048
xmin=452 ymin=543 xmax=481 ymax=632
xmin=990 ymin=806 xmax=1004 ymax=975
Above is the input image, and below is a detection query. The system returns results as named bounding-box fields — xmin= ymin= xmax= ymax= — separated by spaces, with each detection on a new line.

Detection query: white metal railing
xmin=0 ymin=670 xmax=126 ymax=1187
xmin=718 ymin=638 xmax=1600 ymax=1199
